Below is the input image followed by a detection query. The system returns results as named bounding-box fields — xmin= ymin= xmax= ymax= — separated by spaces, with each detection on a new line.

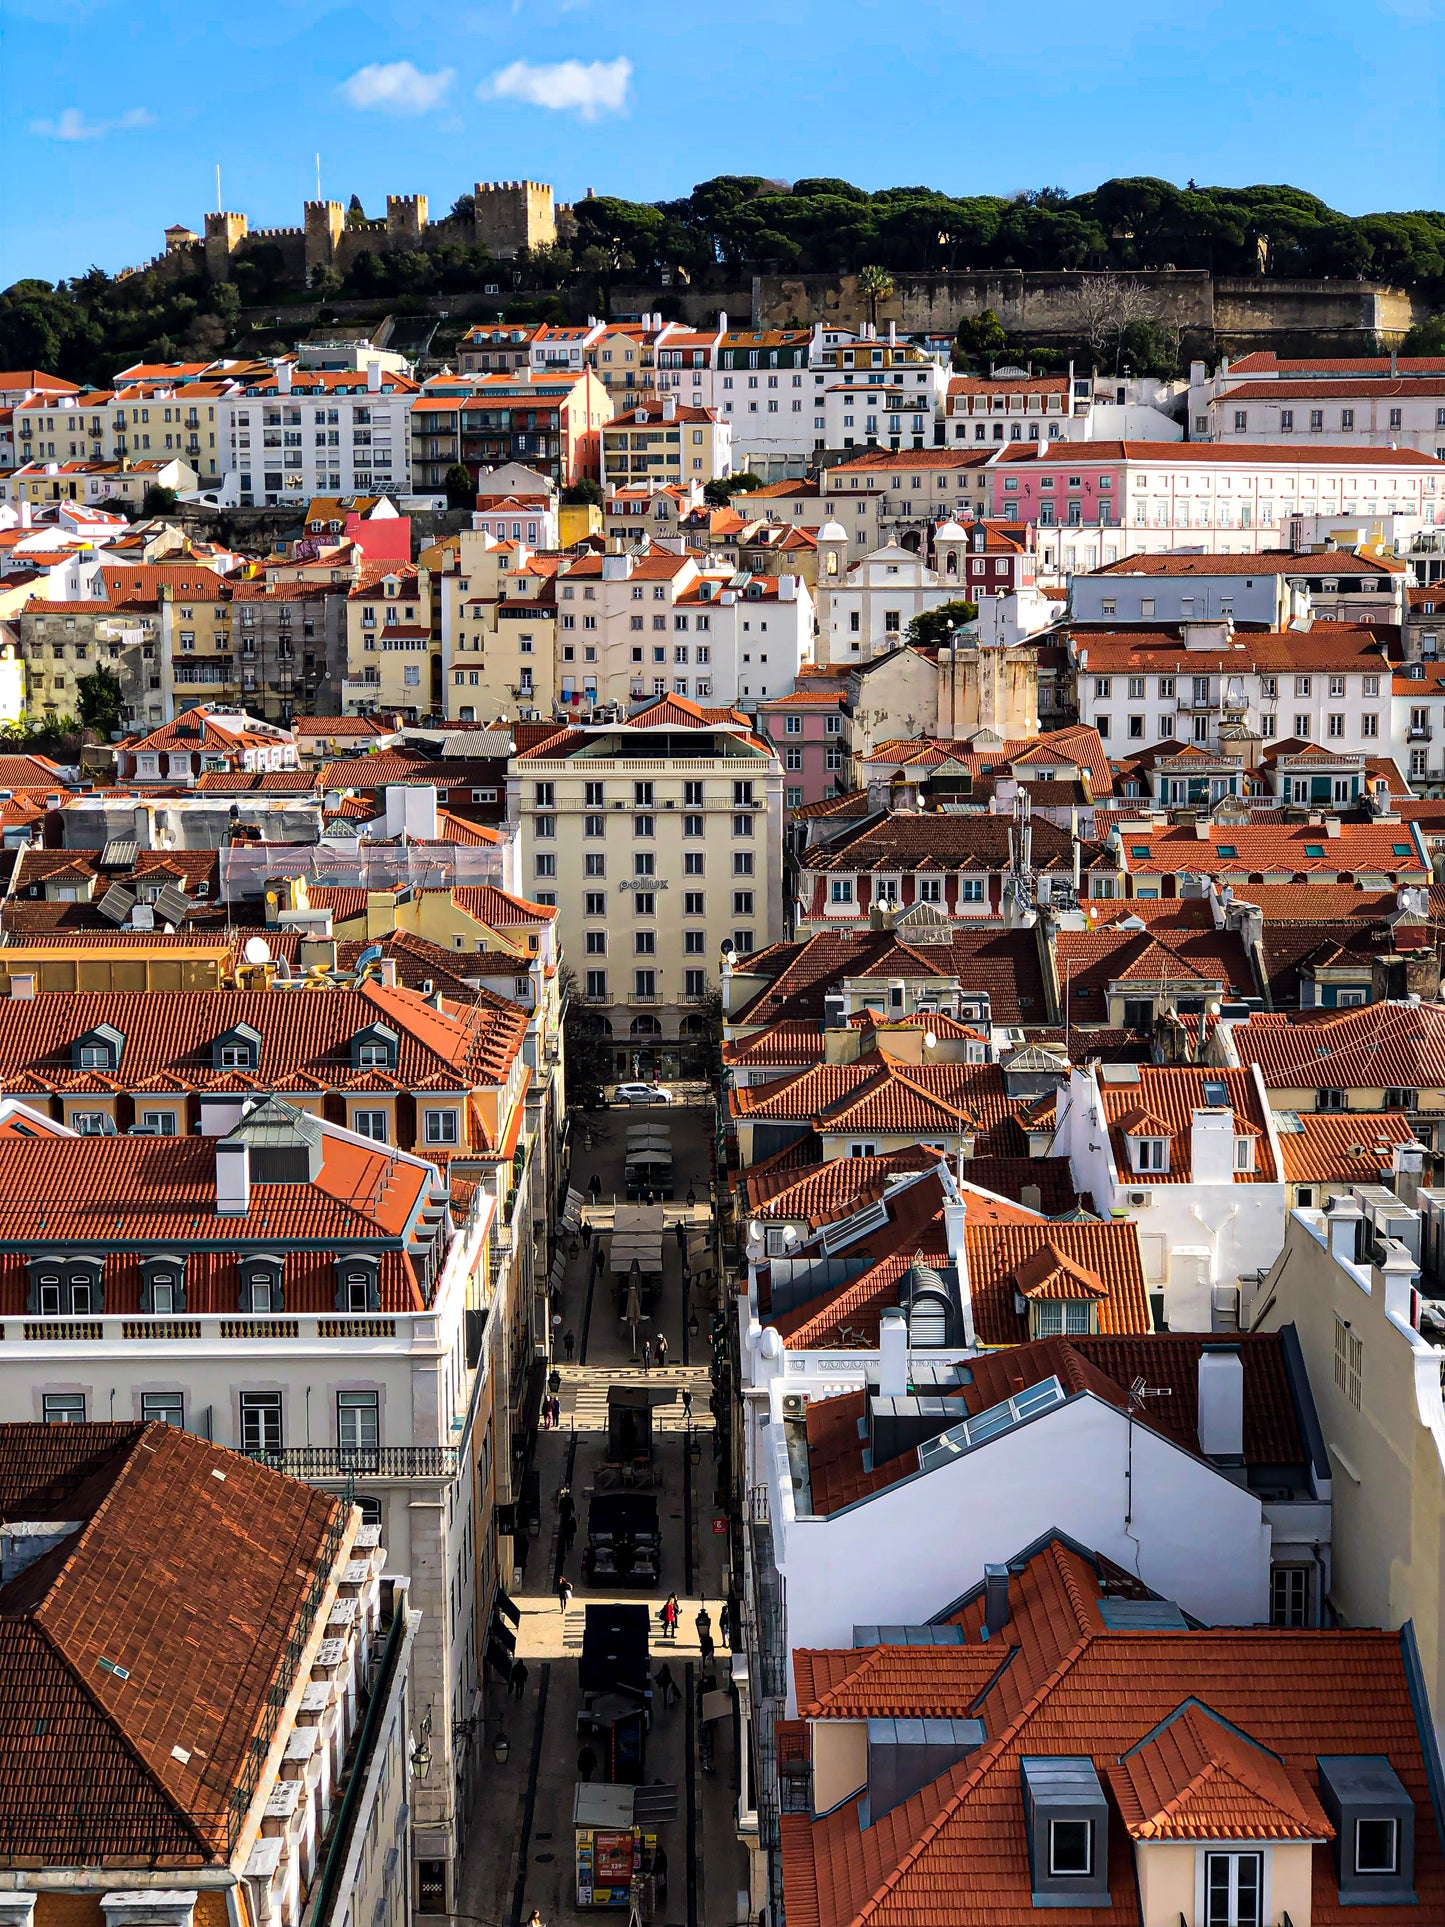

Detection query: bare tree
xmin=1069 ymin=274 xmax=1159 ymax=370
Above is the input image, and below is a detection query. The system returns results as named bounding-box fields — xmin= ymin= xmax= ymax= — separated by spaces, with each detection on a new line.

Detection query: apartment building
xmin=410 ymin=368 xmax=611 ymax=492
xmin=599 ymin=398 xmax=732 ymax=488
xmin=0 ymin=1098 xmax=511 ymax=1916
xmin=1191 ymin=351 xmax=1445 ymax=451
xmin=653 ymin=327 xmax=723 ymax=410
xmin=509 ymin=697 xmax=784 ymax=1078
xmin=758 ymin=685 xmax=848 ymax=809
xmin=1071 ymin=621 xmax=1398 ymax=756
xmin=441 ymin=530 xmax=557 ymax=721
xmin=457 ymin=320 xmax=541 ymax=373
xmin=229 ymin=577 xmax=347 ymax=718
xmin=219 ymin=363 xmax=420 ymax=507
xmin=15 ymin=380 xmax=232 ymax=483
xmin=343 ymin=561 xmax=438 ymax=721
xmin=714 ymin=328 xmax=816 ymax=472
xmin=822 ymin=448 xmax=996 ymax=558
xmin=0 ymin=1418 xmax=413 ymax=1927
xmin=989 ymin=439 xmax=1445 ymax=575
xmin=1073 ymin=547 xmax=1407 ymax=627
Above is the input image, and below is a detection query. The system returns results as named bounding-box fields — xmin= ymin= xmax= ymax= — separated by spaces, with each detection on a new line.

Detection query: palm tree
xmin=857 ymin=264 xmax=895 ymax=328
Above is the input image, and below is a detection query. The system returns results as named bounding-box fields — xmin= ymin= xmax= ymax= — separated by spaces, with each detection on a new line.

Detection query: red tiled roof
xmin=965 ymin=1221 xmax=1150 ymax=1342
xmin=1097 ymin=1064 xmax=1276 ymax=1183
xmin=782 ymin=1528 xmax=1441 ymax=1927
xmin=0 ymin=1420 xmax=347 ymax=1863
xmin=1274 ymin=1110 xmax=1418 ymax=1183
xmin=1090 ymin=548 xmax=1405 ymax=576
xmin=1109 ymin=1700 xmax=1333 ymax=1842
xmin=1233 ymin=1000 xmax=1445 ymax=1091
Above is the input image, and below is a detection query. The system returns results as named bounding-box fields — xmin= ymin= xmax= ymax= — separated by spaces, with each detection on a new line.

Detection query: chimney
xmin=1197 ymin=1344 xmax=1244 ymax=1460
xmin=1392 ymin=1139 xmax=1427 ymax=1210
xmin=367 ymin=359 xmax=383 ymax=392
xmin=275 ymin=361 xmax=293 ymax=396
xmin=878 ymin=1310 xmax=908 ymax=1399
xmin=8 ymin=973 xmax=35 ymax=1001
xmin=215 ymin=1137 xmax=251 ymax=1218
xmin=983 ymin=1563 xmax=1010 ymax=1637
xmin=717 ymin=310 xmax=728 ymax=335
xmin=662 ymin=397 xmax=677 ymax=422
xmin=1327 ymin=1196 xmax=1364 ymax=1265
xmin=887 ymin=319 xmax=897 ymax=346
xmin=378 ymin=956 xmax=398 ymax=989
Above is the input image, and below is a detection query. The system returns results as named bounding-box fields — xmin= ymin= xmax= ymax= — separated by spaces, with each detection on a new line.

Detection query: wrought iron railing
xmin=242 ymin=1445 xmax=459 ymax=1481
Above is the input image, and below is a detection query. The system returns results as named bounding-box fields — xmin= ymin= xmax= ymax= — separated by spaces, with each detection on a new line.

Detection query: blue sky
xmin=4 ymin=0 xmax=1442 ymax=288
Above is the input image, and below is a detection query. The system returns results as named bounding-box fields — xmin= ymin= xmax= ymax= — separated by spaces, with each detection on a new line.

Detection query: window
xmin=733 ymin=850 xmax=755 ymax=877
xmin=1234 ymin=1136 xmax=1255 ymax=1172
xmin=684 ymin=851 xmax=705 ymax=876
xmin=1356 ymin=1817 xmax=1400 ymax=1875
xmin=585 ymin=969 xmax=607 ymax=998
xmin=1270 ymin=1565 xmax=1310 ymax=1626
xmin=43 ymin=1393 xmax=86 ymax=1423
xmin=1205 ymin=1852 xmax=1262 ymax=1927
xmin=634 ymin=781 xmax=654 ymax=806
xmin=683 ymin=813 xmax=704 ymax=837
xmin=1317 ymin=1087 xmax=1346 ymax=1112
xmin=338 ymin=1390 xmax=379 ymax=1451
xmin=585 ymin=854 xmax=606 ymax=878
xmin=634 ymin=931 xmax=656 ymax=955
xmin=535 ymin=853 xmax=556 ymax=878
xmin=1334 ymin=1314 xmax=1363 ymax=1409
xmin=849 ymin=1142 xmax=877 ymax=1159
xmin=684 ymin=969 xmax=706 ymax=997
xmin=634 ymin=853 xmax=655 ymax=878
xmin=141 ymin=1110 xmax=178 ymax=1136
xmin=240 ymin=1392 xmax=282 ymax=1454
xmin=1048 ymin=1820 xmax=1092 ymax=1877
xmin=584 ymin=814 xmax=605 ymax=838
xmin=585 ymin=892 xmax=607 ymax=917
xmin=425 ymin=1110 xmax=460 ymax=1145
xmin=1136 ymin=1137 xmax=1166 ymax=1171
xmin=634 ymin=814 xmax=655 ymax=838
xmin=684 ymin=930 xmax=705 ymax=954
xmin=141 ymin=1392 xmax=184 ymax=1427
xmin=354 ymin=1110 xmax=388 ymax=1142
xmin=634 ymin=969 xmax=656 ymax=997
xmin=586 ymin=931 xmax=607 ymax=955
xmin=830 ymin=880 xmax=854 ymax=904
xmin=732 ymin=890 xmax=754 ymax=915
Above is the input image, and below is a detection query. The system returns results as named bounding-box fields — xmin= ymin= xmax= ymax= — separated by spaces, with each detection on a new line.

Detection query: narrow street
xmin=456 ymin=1102 xmax=747 ymax=1927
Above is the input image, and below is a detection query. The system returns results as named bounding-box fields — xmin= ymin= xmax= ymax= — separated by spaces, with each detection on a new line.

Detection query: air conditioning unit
xmin=664 ymin=799 xmax=675 ymax=808
xmin=782 ymin=1392 xmax=806 ymax=1419
xmin=1127 ymin=1189 xmax=1153 ymax=1208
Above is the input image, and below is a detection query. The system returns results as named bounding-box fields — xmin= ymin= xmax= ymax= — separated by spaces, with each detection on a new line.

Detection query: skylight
xmin=1304 ymin=844 xmax=1326 ymax=857
xmin=1216 ymin=844 xmax=1238 ymax=858
xmin=1130 ymin=845 xmax=1151 ymax=858
xmin=1202 ymin=1078 xmax=1230 ymax=1107
xmin=1393 ymin=843 xmax=1413 ymax=856
xmin=916 ymin=1377 xmax=1066 ymax=1473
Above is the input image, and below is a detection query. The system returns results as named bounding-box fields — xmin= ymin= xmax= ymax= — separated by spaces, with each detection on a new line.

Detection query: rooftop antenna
xmin=315 ymin=153 xmax=322 ymax=200
xmin=216 ymin=163 xmax=222 ymax=214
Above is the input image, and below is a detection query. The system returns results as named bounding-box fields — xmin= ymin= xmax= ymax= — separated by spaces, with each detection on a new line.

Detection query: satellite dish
xmin=925 ymin=1031 xmax=938 ymax=1049
xmin=243 ymin=936 xmax=272 ymax=966
xmin=720 ymin=938 xmax=735 ymax=956
xmin=749 ymin=1219 xmax=763 ymax=1242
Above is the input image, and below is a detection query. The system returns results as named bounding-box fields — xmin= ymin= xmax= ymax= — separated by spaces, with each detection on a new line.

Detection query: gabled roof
xmin=1232 ymin=999 xmax=1445 ymax=1091
xmin=782 ymin=1531 xmax=1444 ymax=1927
xmin=1109 ymin=1700 xmax=1334 ymax=1841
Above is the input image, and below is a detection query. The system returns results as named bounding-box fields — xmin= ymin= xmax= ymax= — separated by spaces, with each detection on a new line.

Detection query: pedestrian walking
xmin=641 ymin=1336 xmax=652 ymax=1373
xmin=675 ymin=1221 xmax=687 ymax=1255
xmin=526 ymin=1910 xmax=545 ymax=1927
xmin=577 ymin=1745 xmax=597 ymax=1783
xmin=559 ymin=1486 xmax=577 ymax=1531
xmin=720 ymin=1600 xmax=731 ymax=1646
xmin=651 ymin=1846 xmax=668 ymax=1904
xmin=589 ymin=1172 xmax=602 ymax=1201
xmin=654 ymin=1332 xmax=668 ymax=1367
xmin=558 ymin=1575 xmax=574 ymax=1613
xmin=510 ymin=1657 xmax=529 ymax=1699
xmin=682 ymin=1387 xmax=693 ymax=1421
xmin=541 ymin=1397 xmax=553 ymax=1431
xmin=563 ymin=1328 xmax=575 ymax=1361
xmin=655 ymin=1662 xmax=678 ymax=1708
xmin=661 ymin=1592 xmax=679 ymax=1640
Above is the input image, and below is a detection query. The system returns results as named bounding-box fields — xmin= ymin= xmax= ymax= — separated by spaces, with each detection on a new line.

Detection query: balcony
xmin=241 ymin=1444 xmax=460 ymax=1481
xmin=1410 ymin=725 xmax=1434 ymax=742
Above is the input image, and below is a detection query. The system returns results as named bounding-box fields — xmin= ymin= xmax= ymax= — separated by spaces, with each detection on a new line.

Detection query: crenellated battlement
xmin=185 ymin=176 xmax=556 ymax=281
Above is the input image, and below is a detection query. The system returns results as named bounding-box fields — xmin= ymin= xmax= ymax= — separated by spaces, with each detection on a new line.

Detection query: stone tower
xmin=304 ymin=201 xmax=345 ymax=280
xmin=204 ymin=211 xmax=249 ymax=282
xmin=386 ymin=194 xmax=429 ymax=250
xmin=473 ymin=180 xmax=555 ymax=258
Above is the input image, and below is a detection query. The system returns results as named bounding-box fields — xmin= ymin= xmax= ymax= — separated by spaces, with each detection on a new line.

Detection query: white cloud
xmin=30 ymin=106 xmax=154 ymax=141
xmin=481 ymin=56 xmax=631 ymax=121
xmin=339 ymin=61 xmax=455 ymax=114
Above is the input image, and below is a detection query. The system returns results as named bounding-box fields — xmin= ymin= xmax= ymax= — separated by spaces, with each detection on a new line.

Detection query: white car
xmin=614 ymin=1082 xmax=673 ymax=1106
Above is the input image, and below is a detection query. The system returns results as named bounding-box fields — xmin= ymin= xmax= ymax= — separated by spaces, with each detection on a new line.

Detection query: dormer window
xmin=213 ymin=1023 xmax=261 ymax=1072
xmin=1033 ymin=1300 xmax=1096 ymax=1337
xmin=239 ymin=1257 xmax=284 ymax=1313
xmin=1234 ymin=1136 xmax=1255 ymax=1172
xmin=72 ymin=1023 xmax=124 ymax=1073
xmin=140 ymin=1254 xmax=186 ymax=1314
xmin=335 ymin=1254 xmax=381 ymax=1313
xmin=1134 ymin=1137 xmax=1167 ymax=1172
xmin=1021 ymin=1758 xmax=1109 ymax=1906
xmin=1319 ymin=1755 xmax=1416 ymax=1904
xmin=351 ymin=1023 xmax=399 ymax=1071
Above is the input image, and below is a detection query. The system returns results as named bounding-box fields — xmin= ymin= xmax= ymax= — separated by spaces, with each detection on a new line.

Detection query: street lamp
xmin=493 ymin=1729 xmax=511 ymax=1765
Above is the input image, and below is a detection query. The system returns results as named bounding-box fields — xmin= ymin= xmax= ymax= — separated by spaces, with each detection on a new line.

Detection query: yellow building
xmin=443 ymin=530 xmax=557 ymax=721
xmin=559 ymin=500 xmax=602 ymax=546
xmin=14 ymin=380 xmax=230 ymax=482
xmin=344 ymin=561 xmax=438 ymax=720
xmin=600 ymin=399 xmax=732 ymax=489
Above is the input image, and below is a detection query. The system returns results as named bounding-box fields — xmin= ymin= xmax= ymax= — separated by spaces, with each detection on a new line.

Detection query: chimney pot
xmin=215 ymin=1137 xmax=251 ymax=1218
xmin=1196 ymin=1343 xmax=1244 ymax=1460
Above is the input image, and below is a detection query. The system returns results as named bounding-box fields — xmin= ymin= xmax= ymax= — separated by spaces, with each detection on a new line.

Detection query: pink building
xmin=757 ymin=685 xmax=848 ymax=811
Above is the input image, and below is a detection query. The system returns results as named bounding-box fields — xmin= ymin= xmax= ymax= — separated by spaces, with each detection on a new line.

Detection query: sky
xmin=3 ymin=0 xmax=1443 ymax=288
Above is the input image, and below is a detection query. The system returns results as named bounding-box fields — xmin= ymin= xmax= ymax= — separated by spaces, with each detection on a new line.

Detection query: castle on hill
xmin=162 ymin=179 xmax=563 ymax=283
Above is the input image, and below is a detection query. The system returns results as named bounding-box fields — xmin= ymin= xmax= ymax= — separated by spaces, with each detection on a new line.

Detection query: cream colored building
xmin=508 ymin=696 xmax=785 ymax=1078
xmin=13 ymin=381 xmax=231 ymax=483
xmin=440 ymin=529 xmax=557 ymax=721
xmin=600 ymin=399 xmax=732 ymax=489
xmin=344 ymin=561 xmax=438 ymax=721
xmin=1259 ymin=1173 xmax=1445 ymax=1746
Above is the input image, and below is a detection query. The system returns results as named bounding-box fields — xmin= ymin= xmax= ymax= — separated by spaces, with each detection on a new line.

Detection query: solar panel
xmin=97 ymin=884 xmax=136 ymax=926
xmin=152 ymin=883 xmax=192 ymax=927
xmin=916 ymin=1376 xmax=1066 ymax=1474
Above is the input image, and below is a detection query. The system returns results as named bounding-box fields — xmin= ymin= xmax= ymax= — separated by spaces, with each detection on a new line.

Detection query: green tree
xmin=141 ymin=485 xmax=178 ymax=517
xmin=559 ymin=964 xmax=612 ymax=1110
xmin=1404 ymin=315 xmax=1445 ymax=355
xmin=77 ymin=665 xmax=124 ymax=735
xmin=856 ymin=264 xmax=895 ymax=326
xmin=703 ymin=471 xmax=763 ymax=507
xmin=442 ymin=463 xmax=475 ymax=509
xmin=561 ymin=477 xmax=602 ymax=506
xmin=955 ymin=307 xmax=1007 ymax=364
xmin=905 ymin=600 xmax=979 ymax=648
